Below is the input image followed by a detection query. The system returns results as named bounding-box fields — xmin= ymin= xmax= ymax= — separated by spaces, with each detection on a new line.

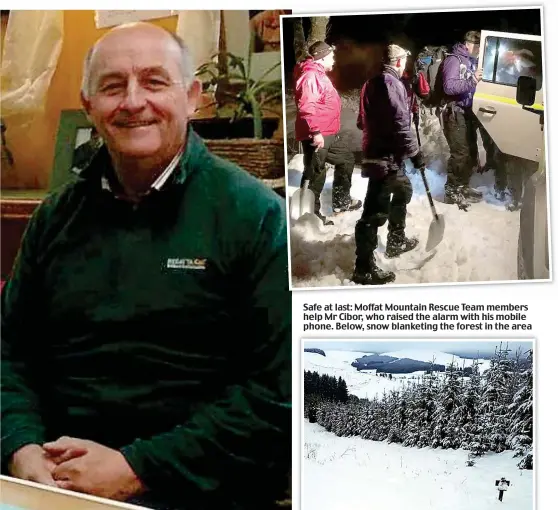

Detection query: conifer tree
xmin=509 ymin=349 xmax=533 ymax=469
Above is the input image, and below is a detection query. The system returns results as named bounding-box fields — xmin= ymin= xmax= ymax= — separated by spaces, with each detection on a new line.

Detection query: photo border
xmin=280 ymin=5 xmax=552 ymax=292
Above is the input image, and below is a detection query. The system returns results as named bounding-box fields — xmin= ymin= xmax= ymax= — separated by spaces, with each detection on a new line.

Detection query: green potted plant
xmin=193 ymin=46 xmax=283 ymax=139
xmin=191 ymin=45 xmax=285 ymax=186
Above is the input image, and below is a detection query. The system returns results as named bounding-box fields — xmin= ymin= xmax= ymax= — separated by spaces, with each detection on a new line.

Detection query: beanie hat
xmin=385 ymin=44 xmax=411 ymax=63
xmin=308 ymin=41 xmax=334 ymax=60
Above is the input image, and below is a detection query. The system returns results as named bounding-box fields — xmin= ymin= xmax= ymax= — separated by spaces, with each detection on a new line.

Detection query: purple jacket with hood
xmin=441 ymin=43 xmax=478 ymax=109
xmin=357 ymin=66 xmax=418 ymax=177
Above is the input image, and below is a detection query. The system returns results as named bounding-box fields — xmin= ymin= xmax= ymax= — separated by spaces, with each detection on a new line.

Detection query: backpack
xmin=414 ymin=45 xmax=460 ymax=108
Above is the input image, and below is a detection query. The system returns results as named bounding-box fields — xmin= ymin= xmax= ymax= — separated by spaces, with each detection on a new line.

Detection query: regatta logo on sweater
xmin=166 ymin=258 xmax=207 ymax=270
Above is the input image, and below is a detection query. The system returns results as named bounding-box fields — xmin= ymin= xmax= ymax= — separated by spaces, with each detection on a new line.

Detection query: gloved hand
xmin=410 ymin=151 xmax=425 ymax=170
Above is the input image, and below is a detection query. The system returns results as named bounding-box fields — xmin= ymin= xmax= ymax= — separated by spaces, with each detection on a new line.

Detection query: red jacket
xmin=294 ymin=58 xmax=341 ymax=141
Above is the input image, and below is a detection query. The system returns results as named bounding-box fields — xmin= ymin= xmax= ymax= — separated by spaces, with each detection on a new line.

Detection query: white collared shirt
xmin=101 ymin=147 xmax=184 ymax=198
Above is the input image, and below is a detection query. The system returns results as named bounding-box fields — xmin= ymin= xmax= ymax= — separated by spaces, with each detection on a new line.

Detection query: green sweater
xmin=1 ymin=130 xmax=291 ymax=509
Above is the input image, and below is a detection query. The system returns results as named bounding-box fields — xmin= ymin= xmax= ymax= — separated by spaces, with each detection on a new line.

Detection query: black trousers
xmin=498 ymin=490 xmax=505 ymax=501
xmin=442 ymin=106 xmax=501 ymax=191
xmin=301 ymin=132 xmax=355 ymax=213
xmin=354 ymin=162 xmax=413 ymax=269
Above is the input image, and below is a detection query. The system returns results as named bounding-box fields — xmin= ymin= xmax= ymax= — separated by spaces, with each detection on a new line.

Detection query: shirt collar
xmin=74 ymin=125 xmax=207 ymax=195
xmin=100 ymin=145 xmax=185 ymax=198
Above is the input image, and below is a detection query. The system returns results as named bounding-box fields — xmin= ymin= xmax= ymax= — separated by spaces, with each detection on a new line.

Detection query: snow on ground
xmin=287 ymin=110 xmax=520 ymax=287
xmin=305 ymin=351 xmax=411 ymax=399
xmin=304 ymin=420 xmax=533 ymax=510
xmin=304 ymin=350 xmax=490 ymax=399
xmin=288 ymin=156 xmax=519 ymax=287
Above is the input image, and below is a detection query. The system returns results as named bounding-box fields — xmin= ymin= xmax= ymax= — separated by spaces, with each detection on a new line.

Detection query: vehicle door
xmin=473 ymin=30 xmax=544 ymax=163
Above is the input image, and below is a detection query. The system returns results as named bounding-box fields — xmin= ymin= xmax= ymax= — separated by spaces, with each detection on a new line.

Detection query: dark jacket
xmin=441 ymin=43 xmax=478 ymax=109
xmin=294 ymin=58 xmax=341 ymax=141
xmin=1 ymin=128 xmax=291 ymax=509
xmin=357 ymin=66 xmax=418 ymax=177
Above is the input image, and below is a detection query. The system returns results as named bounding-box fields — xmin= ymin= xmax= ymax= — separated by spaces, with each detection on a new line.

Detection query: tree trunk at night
xmin=293 ymin=18 xmax=307 ymax=62
xmin=308 ymin=16 xmax=329 ymax=45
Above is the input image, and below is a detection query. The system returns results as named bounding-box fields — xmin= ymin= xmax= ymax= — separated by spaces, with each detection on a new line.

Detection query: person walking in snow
xmin=352 ymin=43 xmax=424 ymax=286
xmin=293 ymin=41 xmax=362 ymax=225
xmin=439 ymin=30 xmax=485 ymax=209
xmin=497 ymin=477 xmax=510 ymax=501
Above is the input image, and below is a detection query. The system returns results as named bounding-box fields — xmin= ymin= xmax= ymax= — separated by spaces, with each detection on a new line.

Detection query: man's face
xmin=398 ymin=57 xmax=408 ymax=75
xmin=466 ymin=41 xmax=480 ymax=58
xmin=82 ymin=28 xmax=200 ymax=160
xmin=321 ymin=51 xmax=335 ymax=72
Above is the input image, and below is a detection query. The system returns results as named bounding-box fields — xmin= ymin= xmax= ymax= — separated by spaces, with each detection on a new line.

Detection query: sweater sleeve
xmin=120 ymin=197 xmax=291 ymax=505
xmin=389 ymin=81 xmax=418 ymax=159
xmin=1 ymin=209 xmax=48 ymax=472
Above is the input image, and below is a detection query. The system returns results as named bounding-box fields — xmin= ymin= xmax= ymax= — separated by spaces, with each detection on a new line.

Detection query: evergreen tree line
xmin=304 ymin=370 xmax=350 ymax=403
xmin=304 ymin=346 xmax=533 ymax=469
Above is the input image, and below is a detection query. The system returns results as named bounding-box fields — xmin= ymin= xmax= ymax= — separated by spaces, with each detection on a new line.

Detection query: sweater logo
xmin=166 ymin=258 xmax=207 ymax=270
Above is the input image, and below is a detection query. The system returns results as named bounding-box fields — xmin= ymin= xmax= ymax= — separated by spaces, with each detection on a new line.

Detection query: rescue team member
xmin=294 ymin=41 xmax=361 ymax=225
xmin=352 ymin=44 xmax=424 ymax=286
xmin=1 ymin=23 xmax=291 ymax=510
xmin=440 ymin=30 xmax=485 ymax=209
xmin=496 ymin=477 xmax=510 ymax=502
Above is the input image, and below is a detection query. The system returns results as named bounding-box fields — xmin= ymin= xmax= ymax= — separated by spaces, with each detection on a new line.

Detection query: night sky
xmin=282 ymin=8 xmax=542 ymax=89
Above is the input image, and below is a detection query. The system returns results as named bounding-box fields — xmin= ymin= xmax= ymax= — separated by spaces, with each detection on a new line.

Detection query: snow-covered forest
xmin=304 ymin=346 xmax=533 ymax=470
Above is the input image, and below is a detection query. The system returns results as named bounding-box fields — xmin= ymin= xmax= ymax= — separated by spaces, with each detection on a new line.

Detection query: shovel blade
xmin=289 ymin=186 xmax=316 ymax=221
xmin=426 ymin=214 xmax=445 ymax=251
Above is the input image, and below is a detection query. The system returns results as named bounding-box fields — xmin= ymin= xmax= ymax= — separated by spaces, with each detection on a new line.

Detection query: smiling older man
xmin=1 ymin=22 xmax=291 ymax=510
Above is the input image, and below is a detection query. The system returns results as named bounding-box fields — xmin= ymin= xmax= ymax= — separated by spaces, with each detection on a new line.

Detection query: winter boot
xmin=444 ymin=186 xmax=473 ymax=210
xmin=506 ymin=199 xmax=522 ymax=212
xmin=493 ymin=187 xmax=508 ymax=202
xmin=385 ymin=233 xmax=419 ymax=258
xmin=462 ymin=185 xmax=483 ymax=201
xmin=333 ymin=198 xmax=363 ymax=215
xmin=352 ymin=257 xmax=396 ymax=285
xmin=317 ymin=212 xmax=334 ymax=225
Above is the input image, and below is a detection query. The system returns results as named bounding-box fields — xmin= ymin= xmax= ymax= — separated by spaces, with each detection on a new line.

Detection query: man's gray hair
xmin=81 ymin=29 xmax=195 ymax=98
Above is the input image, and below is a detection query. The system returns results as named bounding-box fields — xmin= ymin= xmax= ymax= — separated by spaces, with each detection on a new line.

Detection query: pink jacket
xmin=293 ymin=58 xmax=341 ymax=141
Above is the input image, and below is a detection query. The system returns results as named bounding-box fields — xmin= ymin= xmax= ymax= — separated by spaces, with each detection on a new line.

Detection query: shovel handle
xmin=300 ymin=180 xmax=310 ymax=217
xmin=419 ymin=167 xmax=440 ymax=222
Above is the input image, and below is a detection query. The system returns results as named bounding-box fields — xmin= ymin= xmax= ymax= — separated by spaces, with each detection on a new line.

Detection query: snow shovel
xmin=414 ymin=118 xmax=445 ymax=251
xmin=289 ymin=145 xmax=322 ymax=222
xmin=289 ymin=179 xmax=317 ymax=221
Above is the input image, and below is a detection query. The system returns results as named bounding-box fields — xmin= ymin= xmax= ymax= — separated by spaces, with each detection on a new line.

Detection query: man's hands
xmin=9 ymin=437 xmax=145 ymax=502
xmin=474 ymin=67 xmax=483 ymax=82
xmin=311 ymin=133 xmax=324 ymax=150
xmin=410 ymin=151 xmax=425 ymax=170
xmin=42 ymin=437 xmax=145 ymax=501
xmin=8 ymin=444 xmax=59 ymax=486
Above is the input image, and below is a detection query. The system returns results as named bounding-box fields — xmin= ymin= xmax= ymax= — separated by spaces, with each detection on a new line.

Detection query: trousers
xmin=354 ymin=161 xmax=413 ymax=269
xmin=301 ymin=132 xmax=355 ymax=213
xmin=442 ymin=106 xmax=500 ymax=191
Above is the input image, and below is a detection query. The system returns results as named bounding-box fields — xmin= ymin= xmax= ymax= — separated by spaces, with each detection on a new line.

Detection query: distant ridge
xmin=304 ymin=348 xmax=326 ymax=357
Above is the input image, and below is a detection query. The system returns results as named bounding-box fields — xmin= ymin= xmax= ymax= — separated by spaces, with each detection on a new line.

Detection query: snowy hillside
xmin=304 ymin=420 xmax=533 ymax=510
xmin=381 ymin=349 xmax=491 ymax=371
xmin=304 ymin=349 xmax=490 ymax=400
xmin=305 ymin=350 xmax=410 ymax=399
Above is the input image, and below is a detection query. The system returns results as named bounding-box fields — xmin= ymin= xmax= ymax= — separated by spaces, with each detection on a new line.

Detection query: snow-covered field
xmin=287 ymin=111 xmax=520 ymax=287
xmin=304 ymin=349 xmax=490 ymax=400
xmin=304 ymin=420 xmax=533 ymax=510
xmin=305 ymin=350 xmax=411 ymax=399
